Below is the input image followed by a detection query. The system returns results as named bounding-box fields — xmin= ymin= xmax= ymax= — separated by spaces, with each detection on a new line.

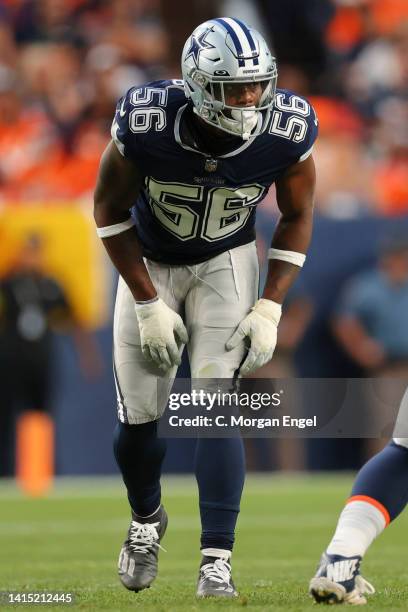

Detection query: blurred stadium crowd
xmin=0 ymin=0 xmax=406 ymax=211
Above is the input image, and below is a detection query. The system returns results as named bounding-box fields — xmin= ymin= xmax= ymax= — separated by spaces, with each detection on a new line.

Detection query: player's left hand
xmin=226 ymin=299 xmax=282 ymax=376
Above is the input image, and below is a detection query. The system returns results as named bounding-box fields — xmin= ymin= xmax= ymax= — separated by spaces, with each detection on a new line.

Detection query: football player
xmin=309 ymin=386 xmax=408 ymax=605
xmin=94 ymin=18 xmax=317 ymax=598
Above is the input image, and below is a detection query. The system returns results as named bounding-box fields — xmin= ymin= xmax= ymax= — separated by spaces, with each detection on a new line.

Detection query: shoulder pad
xmin=268 ymin=89 xmax=318 ymax=162
xmin=110 ymin=80 xmax=186 ymax=159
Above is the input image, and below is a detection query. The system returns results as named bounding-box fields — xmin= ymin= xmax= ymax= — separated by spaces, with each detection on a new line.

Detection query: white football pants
xmin=113 ymin=242 xmax=259 ymax=424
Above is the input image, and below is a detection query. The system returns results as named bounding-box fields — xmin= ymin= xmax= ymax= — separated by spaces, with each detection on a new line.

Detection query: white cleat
xmin=309 ymin=553 xmax=375 ymax=605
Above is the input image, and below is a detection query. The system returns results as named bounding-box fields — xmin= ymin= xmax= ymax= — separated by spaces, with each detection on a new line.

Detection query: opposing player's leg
xmin=310 ymin=387 xmax=408 ymax=605
xmin=113 ymin=266 xmax=187 ymax=592
xmin=186 ymin=242 xmax=259 ymax=597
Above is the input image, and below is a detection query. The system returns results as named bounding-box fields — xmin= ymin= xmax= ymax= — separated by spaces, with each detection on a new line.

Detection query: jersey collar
xmin=174 ymin=103 xmax=259 ymax=159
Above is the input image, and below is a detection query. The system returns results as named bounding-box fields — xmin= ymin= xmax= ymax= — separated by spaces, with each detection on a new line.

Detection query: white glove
xmin=135 ymin=297 xmax=188 ymax=371
xmin=226 ymin=298 xmax=282 ymax=376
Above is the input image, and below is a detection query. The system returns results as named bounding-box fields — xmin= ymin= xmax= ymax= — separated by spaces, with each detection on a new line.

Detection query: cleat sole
xmin=309 ymin=577 xmax=346 ymax=604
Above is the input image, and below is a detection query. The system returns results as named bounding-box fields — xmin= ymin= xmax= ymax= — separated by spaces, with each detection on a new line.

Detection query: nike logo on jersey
xmin=326 ymin=559 xmax=359 ymax=583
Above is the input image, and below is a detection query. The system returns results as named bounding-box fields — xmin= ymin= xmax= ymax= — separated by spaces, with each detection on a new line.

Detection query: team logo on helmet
xmin=184 ymin=28 xmax=217 ymax=67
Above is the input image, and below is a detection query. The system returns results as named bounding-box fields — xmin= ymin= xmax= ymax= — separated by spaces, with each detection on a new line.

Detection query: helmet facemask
xmin=185 ymin=69 xmax=277 ymax=140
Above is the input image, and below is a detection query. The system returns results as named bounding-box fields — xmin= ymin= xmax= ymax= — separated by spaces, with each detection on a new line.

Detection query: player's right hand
xmin=135 ymin=297 xmax=188 ymax=371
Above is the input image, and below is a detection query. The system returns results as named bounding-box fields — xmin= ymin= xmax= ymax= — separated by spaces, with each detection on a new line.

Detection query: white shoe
xmin=309 ymin=552 xmax=375 ymax=605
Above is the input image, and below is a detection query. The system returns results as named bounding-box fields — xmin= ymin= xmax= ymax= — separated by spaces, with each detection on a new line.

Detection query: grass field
xmin=1 ymin=474 xmax=407 ymax=611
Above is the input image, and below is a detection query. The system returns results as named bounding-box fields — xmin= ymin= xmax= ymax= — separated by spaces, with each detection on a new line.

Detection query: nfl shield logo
xmin=204 ymin=158 xmax=218 ymax=172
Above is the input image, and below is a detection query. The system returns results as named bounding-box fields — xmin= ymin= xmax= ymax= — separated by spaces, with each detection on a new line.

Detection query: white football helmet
xmin=181 ymin=18 xmax=277 ymax=140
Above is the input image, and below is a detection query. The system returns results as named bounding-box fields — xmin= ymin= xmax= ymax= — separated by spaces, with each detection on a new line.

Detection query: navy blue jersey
xmin=111 ymin=79 xmax=318 ymax=264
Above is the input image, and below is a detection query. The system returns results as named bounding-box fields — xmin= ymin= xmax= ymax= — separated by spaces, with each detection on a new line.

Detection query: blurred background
xmin=0 ymin=0 xmax=408 ymax=490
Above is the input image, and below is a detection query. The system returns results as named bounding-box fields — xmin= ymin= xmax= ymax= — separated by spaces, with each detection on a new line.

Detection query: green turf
xmin=0 ymin=475 xmax=407 ymax=611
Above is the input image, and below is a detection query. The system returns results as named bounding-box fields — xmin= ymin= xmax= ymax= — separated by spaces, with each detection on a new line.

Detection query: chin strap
xmin=218 ymin=108 xmax=258 ymax=140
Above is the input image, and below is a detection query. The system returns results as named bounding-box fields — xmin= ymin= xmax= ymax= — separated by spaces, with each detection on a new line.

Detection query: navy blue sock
xmin=195 ymin=437 xmax=245 ymax=552
xmin=351 ymin=441 xmax=408 ymax=521
xmin=113 ymin=421 xmax=166 ymax=516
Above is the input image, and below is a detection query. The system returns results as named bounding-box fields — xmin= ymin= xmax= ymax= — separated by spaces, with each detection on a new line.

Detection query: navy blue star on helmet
xmin=185 ymin=28 xmax=217 ymax=67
